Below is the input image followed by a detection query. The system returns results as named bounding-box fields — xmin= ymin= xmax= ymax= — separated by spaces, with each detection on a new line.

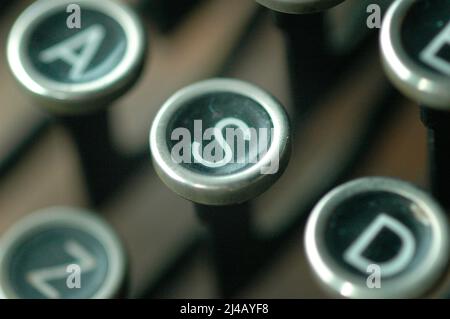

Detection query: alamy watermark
xmin=66 ymin=264 xmax=82 ymax=289
xmin=366 ymin=4 xmax=382 ymax=29
xmin=170 ymin=118 xmax=279 ymax=175
xmin=366 ymin=264 xmax=381 ymax=289
xmin=66 ymin=4 xmax=81 ymax=29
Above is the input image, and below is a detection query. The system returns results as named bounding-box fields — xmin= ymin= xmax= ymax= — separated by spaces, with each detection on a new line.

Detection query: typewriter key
xmin=7 ymin=0 xmax=147 ymax=205
xmin=305 ymin=177 xmax=449 ymax=298
xmin=150 ymin=78 xmax=291 ymax=206
xmin=150 ymin=78 xmax=291 ymax=296
xmin=381 ymin=0 xmax=450 ymax=208
xmin=0 ymin=207 xmax=127 ymax=299
xmin=255 ymin=0 xmax=346 ymax=119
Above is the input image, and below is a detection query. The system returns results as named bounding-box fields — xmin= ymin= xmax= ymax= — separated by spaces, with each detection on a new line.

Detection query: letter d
xmin=344 ymin=214 xmax=415 ymax=277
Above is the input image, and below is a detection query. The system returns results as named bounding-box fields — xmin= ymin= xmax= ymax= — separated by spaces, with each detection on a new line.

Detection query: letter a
xmin=344 ymin=214 xmax=415 ymax=277
xmin=39 ymin=24 xmax=106 ymax=80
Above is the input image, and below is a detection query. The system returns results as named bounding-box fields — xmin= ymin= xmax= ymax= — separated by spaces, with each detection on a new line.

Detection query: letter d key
xmin=304 ymin=177 xmax=450 ymax=298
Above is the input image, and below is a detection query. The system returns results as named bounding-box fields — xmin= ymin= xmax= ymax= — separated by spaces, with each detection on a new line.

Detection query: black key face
xmin=28 ymin=9 xmax=127 ymax=84
xmin=324 ymin=191 xmax=432 ymax=279
xmin=166 ymin=92 xmax=273 ymax=176
xmin=401 ymin=0 xmax=450 ymax=76
xmin=6 ymin=227 xmax=109 ymax=299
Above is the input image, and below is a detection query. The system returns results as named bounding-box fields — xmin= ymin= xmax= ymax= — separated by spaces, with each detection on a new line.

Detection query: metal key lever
xmin=420 ymin=108 xmax=450 ymax=209
xmin=195 ymin=203 xmax=256 ymax=297
xmin=60 ymin=111 xmax=147 ymax=205
xmin=256 ymin=0 xmax=346 ymax=120
xmin=139 ymin=0 xmax=204 ymax=33
xmin=272 ymin=11 xmax=337 ymax=119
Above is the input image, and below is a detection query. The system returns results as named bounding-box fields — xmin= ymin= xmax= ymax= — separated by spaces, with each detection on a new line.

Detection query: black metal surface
xmin=195 ymin=202 xmax=257 ymax=297
xmin=140 ymin=0 xmax=204 ymax=33
xmin=273 ymin=11 xmax=336 ymax=120
xmin=421 ymin=107 xmax=450 ymax=209
xmin=0 ymin=119 xmax=51 ymax=180
xmin=60 ymin=111 xmax=147 ymax=206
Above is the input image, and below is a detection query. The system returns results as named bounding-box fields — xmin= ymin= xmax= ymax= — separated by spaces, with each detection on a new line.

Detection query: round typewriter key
xmin=0 ymin=207 xmax=127 ymax=299
xmin=150 ymin=78 xmax=291 ymax=206
xmin=381 ymin=0 xmax=450 ymax=208
xmin=305 ymin=177 xmax=450 ymax=298
xmin=381 ymin=0 xmax=450 ymax=109
xmin=7 ymin=0 xmax=146 ymax=114
xmin=7 ymin=0 xmax=148 ymax=205
xmin=150 ymin=78 xmax=291 ymax=296
xmin=255 ymin=0 xmax=347 ymax=120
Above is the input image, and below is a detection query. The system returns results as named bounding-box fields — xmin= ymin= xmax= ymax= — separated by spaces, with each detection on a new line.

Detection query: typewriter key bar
xmin=305 ymin=177 xmax=450 ymax=299
xmin=7 ymin=0 xmax=147 ymax=205
xmin=380 ymin=0 xmax=450 ymax=208
xmin=0 ymin=207 xmax=127 ymax=299
xmin=255 ymin=0 xmax=347 ymax=119
xmin=150 ymin=78 xmax=291 ymax=297
xmin=139 ymin=0 xmax=203 ymax=33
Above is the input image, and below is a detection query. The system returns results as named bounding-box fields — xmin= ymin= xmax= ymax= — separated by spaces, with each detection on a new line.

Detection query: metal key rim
xmin=255 ymin=0 xmax=346 ymax=14
xmin=380 ymin=0 xmax=450 ymax=110
xmin=7 ymin=0 xmax=146 ymax=115
xmin=304 ymin=177 xmax=450 ymax=299
xmin=0 ymin=207 xmax=127 ymax=299
xmin=149 ymin=78 xmax=291 ymax=206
